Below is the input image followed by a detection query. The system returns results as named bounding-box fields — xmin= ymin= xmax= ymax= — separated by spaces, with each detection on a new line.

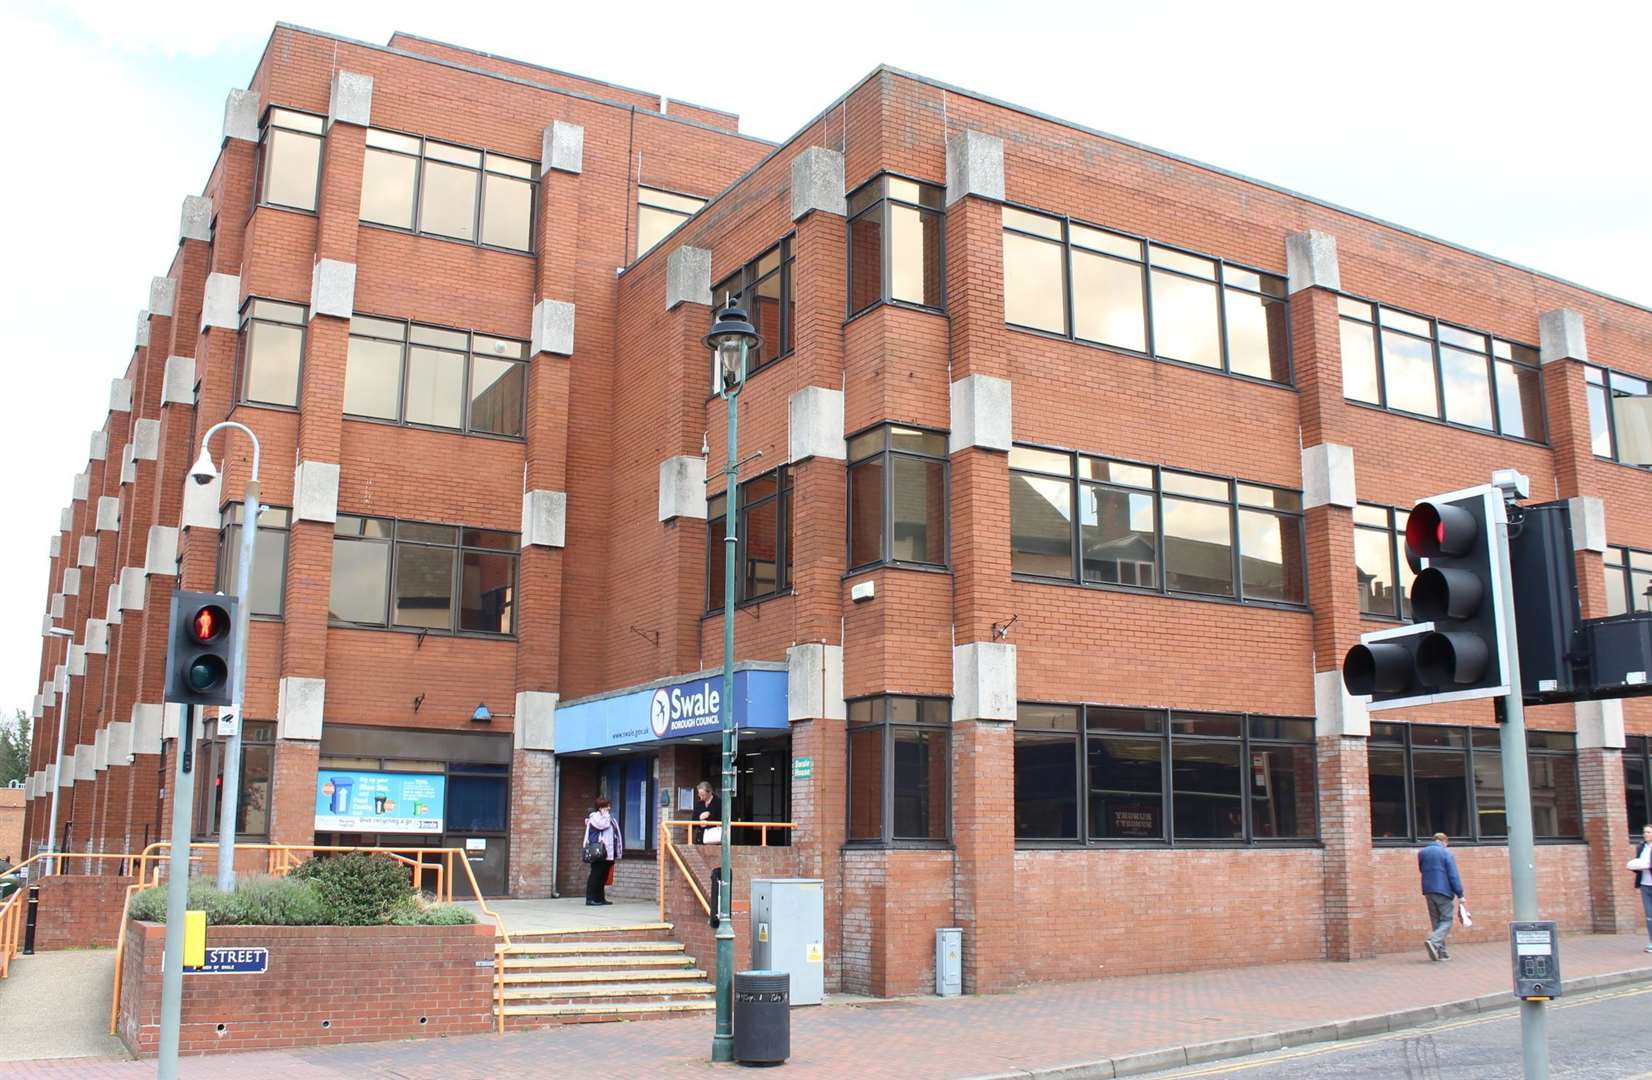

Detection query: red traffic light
xmin=1405 ymin=501 xmax=1477 ymax=562
xmin=190 ymin=605 xmax=230 ymax=644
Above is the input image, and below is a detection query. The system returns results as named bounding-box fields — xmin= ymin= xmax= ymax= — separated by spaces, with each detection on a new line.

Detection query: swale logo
xmin=650 ymin=688 xmax=671 ymax=738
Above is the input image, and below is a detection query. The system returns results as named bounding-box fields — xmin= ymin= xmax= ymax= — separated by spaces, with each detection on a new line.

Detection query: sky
xmin=2 ymin=0 xmax=1649 ymax=718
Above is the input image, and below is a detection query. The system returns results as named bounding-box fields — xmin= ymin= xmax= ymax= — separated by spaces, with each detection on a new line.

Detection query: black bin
xmin=733 ymin=969 xmax=790 ymax=1065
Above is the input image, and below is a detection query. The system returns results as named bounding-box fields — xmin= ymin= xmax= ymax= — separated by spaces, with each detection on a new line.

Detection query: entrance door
xmin=447 ymin=834 xmax=508 ymax=896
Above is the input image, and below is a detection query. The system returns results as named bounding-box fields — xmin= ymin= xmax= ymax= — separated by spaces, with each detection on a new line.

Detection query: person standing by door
xmin=694 ymin=781 xmax=722 ymax=845
xmin=1418 ymin=832 xmax=1464 ymax=961
xmin=1629 ymin=824 xmax=1652 ymax=953
xmin=584 ymin=797 xmax=623 ymax=906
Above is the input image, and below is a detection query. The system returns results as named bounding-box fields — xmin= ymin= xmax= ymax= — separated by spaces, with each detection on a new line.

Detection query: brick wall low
xmin=1367 ymin=844 xmax=1594 ymax=953
xmin=34 ymin=873 xmax=135 ymax=950
xmin=664 ymin=842 xmax=801 ymax=982
xmin=118 ymin=920 xmax=496 ymax=1056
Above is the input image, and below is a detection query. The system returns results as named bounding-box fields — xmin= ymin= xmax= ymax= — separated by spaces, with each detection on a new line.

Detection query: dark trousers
xmin=586 ymin=858 xmax=611 ymax=903
xmin=1425 ymin=892 xmax=1455 ymax=950
xmin=1641 ymin=884 xmax=1651 ymax=943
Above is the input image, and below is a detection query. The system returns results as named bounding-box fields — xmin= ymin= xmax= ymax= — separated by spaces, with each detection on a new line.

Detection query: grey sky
xmin=3 ymin=0 xmax=1648 ymax=714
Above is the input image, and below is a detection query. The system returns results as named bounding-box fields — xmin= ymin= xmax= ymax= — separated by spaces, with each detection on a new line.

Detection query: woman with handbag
xmin=1630 ymin=823 xmax=1652 ymax=953
xmin=584 ymin=797 xmax=623 ymax=906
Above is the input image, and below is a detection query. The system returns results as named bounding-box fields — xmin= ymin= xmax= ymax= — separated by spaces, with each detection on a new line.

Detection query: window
xmin=330 ymin=516 xmax=518 ymax=635
xmin=706 ymin=467 xmax=793 ymax=609
xmin=1002 ymin=206 xmax=1290 ymax=384
xmin=344 ymin=316 xmax=526 ymax=437
xmin=1584 ymin=364 xmax=1652 ymax=466
xmin=637 ymin=187 xmax=705 ymax=258
xmin=1626 ymin=736 xmax=1649 ymax=834
xmin=237 ymin=299 xmax=306 ymax=408
xmin=846 ymin=425 xmax=948 ymax=570
xmin=710 ymin=240 xmax=794 ymax=381
xmin=1369 ymin=723 xmax=1580 ymax=843
xmin=1010 ymin=445 xmax=1306 ymax=606
xmin=1604 ymin=545 xmax=1652 ymax=616
xmin=1354 ymin=504 xmax=1416 ymax=619
xmin=360 ymin=128 xmax=536 ymax=252
xmin=1016 ymin=705 xmax=1315 ymax=845
xmin=217 ymin=505 xmax=291 ymax=617
xmin=1338 ymin=297 xmax=1545 ymax=441
xmin=194 ymin=721 xmax=275 ymax=838
xmin=847 ymin=696 xmax=949 ymax=843
xmin=257 ymin=108 xmax=324 ymax=212
xmin=847 ymin=175 xmax=945 ymax=315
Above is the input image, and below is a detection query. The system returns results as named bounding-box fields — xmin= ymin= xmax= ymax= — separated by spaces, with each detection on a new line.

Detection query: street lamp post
xmin=43 ymin=626 xmax=73 ymax=875
xmin=705 ymin=301 xmax=759 ymax=1064
xmin=189 ymin=422 xmax=262 ymax=892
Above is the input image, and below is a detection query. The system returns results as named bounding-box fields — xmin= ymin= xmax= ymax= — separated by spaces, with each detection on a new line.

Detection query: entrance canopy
xmin=554 ymin=662 xmax=788 ymax=754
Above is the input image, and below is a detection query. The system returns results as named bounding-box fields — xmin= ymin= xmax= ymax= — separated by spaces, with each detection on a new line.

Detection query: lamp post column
xmin=712 ymin=341 xmax=744 ymax=1063
xmin=44 ymin=630 xmax=73 ymax=876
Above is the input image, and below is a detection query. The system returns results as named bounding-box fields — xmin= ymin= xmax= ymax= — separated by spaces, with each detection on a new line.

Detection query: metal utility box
xmin=1510 ymin=921 xmax=1563 ymax=1000
xmin=750 ymin=878 xmax=824 ymax=1006
xmin=935 ymin=928 xmax=962 ymax=996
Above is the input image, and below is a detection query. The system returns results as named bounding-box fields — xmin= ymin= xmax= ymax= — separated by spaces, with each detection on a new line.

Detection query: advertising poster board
xmin=314 ymin=770 xmax=445 ymax=833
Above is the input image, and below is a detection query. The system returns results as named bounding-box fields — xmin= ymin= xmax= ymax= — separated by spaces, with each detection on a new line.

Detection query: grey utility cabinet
xmin=750 ymin=878 xmax=825 ymax=1005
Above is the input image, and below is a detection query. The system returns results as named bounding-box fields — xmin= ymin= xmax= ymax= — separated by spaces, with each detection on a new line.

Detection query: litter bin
xmin=733 ymin=969 xmax=790 ymax=1065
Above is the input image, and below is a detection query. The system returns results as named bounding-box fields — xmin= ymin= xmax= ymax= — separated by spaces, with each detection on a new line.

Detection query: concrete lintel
xmin=163 ymin=355 xmax=196 ymax=406
xmin=952 ymin=641 xmax=1017 ymax=722
xmin=791 ymin=146 xmax=847 ymax=220
xmin=106 ymin=582 xmax=122 ymax=624
xmin=161 ymin=703 xmax=186 ymax=742
xmin=1315 ymin=668 xmax=1371 ymax=738
xmin=180 ymin=194 xmax=213 ymax=243
xmin=293 ymin=460 xmax=341 ymax=523
xmin=181 ymin=474 xmax=221 ymax=530
xmin=148 ymin=275 xmax=178 ymax=318
xmin=54 ymin=664 xmax=67 ymax=694
xmin=514 ymin=690 xmax=558 ymax=751
xmin=787 ymin=643 xmax=846 ymax=722
xmin=97 ymin=495 xmax=120 ymax=533
xmin=949 ymin=374 xmax=1012 ymax=453
xmin=788 ymin=386 xmax=847 ymax=463
xmin=309 ymin=258 xmax=356 ymax=321
xmin=278 ymin=677 xmax=326 ymax=741
xmin=665 ymin=246 xmax=712 ymax=309
xmin=74 ymin=744 xmax=93 ymax=781
xmin=110 ymin=377 xmax=133 ymax=413
xmin=49 ymin=533 xmax=61 ymax=559
xmin=1575 ymin=699 xmax=1625 ymax=749
xmin=328 ymin=70 xmax=374 ymax=128
xmin=132 ymin=703 xmax=164 ymax=754
xmin=120 ymin=443 xmax=137 ymax=485
xmin=77 ymin=535 xmax=97 ymax=569
xmin=945 ymin=129 xmax=1005 ymax=208
xmin=58 ymin=755 xmax=75 ymax=787
xmin=201 ymin=273 xmax=241 ymax=331
xmin=1285 ymin=230 xmax=1342 ymax=295
xmin=1567 ymin=496 xmax=1606 ymax=553
xmin=223 ymin=88 xmax=259 ymax=142
xmin=68 ymin=643 xmax=86 ymax=677
xmin=120 ymin=566 xmax=147 ymax=610
xmin=60 ymin=505 xmax=73 ymax=532
xmin=658 ymin=454 xmax=708 ymax=521
xmin=94 ymin=728 xmax=109 ymax=772
xmin=134 ymin=309 xmax=150 ymax=349
xmin=531 ymin=298 xmax=575 ymax=356
xmin=1301 ymin=443 xmax=1356 ymax=510
xmin=61 ymin=567 xmax=80 ymax=596
xmin=133 ymin=417 xmax=161 ymax=461
xmin=72 ymin=471 xmax=90 ymax=502
xmin=107 ymin=720 xmax=134 ymax=765
xmin=90 ymin=429 xmax=109 ymax=460
xmin=1538 ymin=308 xmax=1588 ymax=365
xmin=145 ymin=526 xmax=180 ymax=575
xmin=521 ymin=490 xmax=568 ymax=548
xmin=542 ymin=120 xmax=583 ymax=174
xmin=50 ymin=593 xmax=64 ymax=619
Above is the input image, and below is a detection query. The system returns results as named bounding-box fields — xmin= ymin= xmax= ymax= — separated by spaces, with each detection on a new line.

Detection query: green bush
xmin=128 ymin=876 xmax=322 ymax=926
xmin=289 ymin=852 xmax=415 ymax=926
xmin=387 ymin=894 xmax=477 ymax=926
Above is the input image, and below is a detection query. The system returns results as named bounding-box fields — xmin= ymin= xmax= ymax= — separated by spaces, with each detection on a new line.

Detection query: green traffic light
xmin=187 ymin=656 xmax=226 ymax=692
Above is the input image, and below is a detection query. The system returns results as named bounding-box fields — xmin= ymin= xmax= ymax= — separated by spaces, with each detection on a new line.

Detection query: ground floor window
xmin=1370 ymin=723 xmax=1581 ymax=843
xmin=847 ymin=696 xmax=949 ymax=844
xmin=694 ymin=737 xmax=792 ymax=845
xmin=192 ymin=720 xmax=275 ymax=839
xmin=599 ymin=756 xmax=657 ymax=853
xmin=1626 ymin=735 xmax=1649 ymax=833
xmin=1014 ymin=705 xmax=1317 ymax=844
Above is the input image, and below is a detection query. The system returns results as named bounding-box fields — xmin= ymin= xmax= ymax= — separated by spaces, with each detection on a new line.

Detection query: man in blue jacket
xmin=1418 ymin=832 xmax=1464 ymax=961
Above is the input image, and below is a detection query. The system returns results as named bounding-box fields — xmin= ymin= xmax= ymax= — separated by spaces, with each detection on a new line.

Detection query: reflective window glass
xmin=1004 ymin=231 xmax=1066 ymax=333
xmin=468 ymin=356 xmax=524 ymax=436
xmin=1162 ymin=496 xmax=1233 ymax=596
xmin=1072 ymin=248 xmax=1147 ymax=352
xmin=360 ymin=148 xmax=417 ymax=229
xmin=890 ymin=455 xmax=945 ymax=564
xmin=329 ymin=538 xmax=390 ymax=624
xmin=1015 ymin=731 xmax=1079 ymax=839
xmin=393 ymin=544 xmax=455 ymax=629
xmin=1011 ymin=473 xmax=1074 ymax=577
xmin=404 ymin=346 xmax=465 ymax=429
xmin=1495 ymin=360 xmax=1542 ymax=440
xmin=343 ymin=335 xmax=403 ymax=419
xmin=1088 ymin=736 xmax=1164 ymax=840
xmin=262 ymin=127 xmax=322 ymax=211
xmin=1224 ymin=288 xmax=1289 ymax=382
xmin=1249 ymin=744 xmax=1316 ymax=839
xmin=1440 ymin=345 xmax=1494 ymax=430
xmin=1382 ymin=329 xmax=1439 ymax=416
xmin=1339 ymin=318 xmax=1381 ymax=404
xmin=419 ymin=162 xmax=479 ymax=241
xmin=1080 ymin=484 xmax=1157 ymax=587
xmin=1150 ymin=270 xmax=1221 ymax=368
xmin=242 ymin=316 xmax=304 ymax=407
xmin=1171 ymin=741 xmax=1243 ymax=839
xmin=1238 ymin=507 xmax=1303 ymax=603
xmin=481 ymin=174 xmax=533 ymax=251
xmin=459 ymin=550 xmax=514 ymax=633
xmin=889 ymin=203 xmax=943 ymax=307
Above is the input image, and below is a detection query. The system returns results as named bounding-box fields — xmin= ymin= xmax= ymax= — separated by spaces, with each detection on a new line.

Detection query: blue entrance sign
xmin=188 ymin=946 xmax=269 ymax=974
xmin=555 ymin=665 xmax=788 ymax=754
xmin=314 ymin=770 xmax=446 ymax=834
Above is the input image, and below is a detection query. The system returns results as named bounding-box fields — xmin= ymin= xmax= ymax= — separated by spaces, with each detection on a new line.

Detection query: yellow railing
xmin=656 ymin=812 xmax=795 ymax=921
xmin=0 ymin=850 xmax=183 ymax=982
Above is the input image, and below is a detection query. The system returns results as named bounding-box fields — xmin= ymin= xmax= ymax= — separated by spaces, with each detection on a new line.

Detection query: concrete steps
xmin=494 ymin=923 xmax=710 ymax=1027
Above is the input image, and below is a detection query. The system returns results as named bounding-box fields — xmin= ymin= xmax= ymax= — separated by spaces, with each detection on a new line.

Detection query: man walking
xmin=1418 ymin=832 xmax=1464 ymax=961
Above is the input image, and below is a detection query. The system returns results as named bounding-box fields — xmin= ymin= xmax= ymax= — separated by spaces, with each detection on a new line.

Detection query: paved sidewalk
xmin=0 ymin=949 xmax=128 ymax=1063
xmin=10 ymin=933 xmax=1651 ymax=1079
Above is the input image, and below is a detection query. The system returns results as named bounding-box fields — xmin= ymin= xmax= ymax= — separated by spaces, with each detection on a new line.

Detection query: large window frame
xmin=1009 ymin=444 xmax=1308 ymax=608
xmin=1338 ymin=296 xmax=1546 ymax=444
xmin=1014 ymin=704 xmax=1318 ymax=847
xmin=1369 ymin=723 xmax=1582 ymax=845
xmin=711 ymin=239 xmax=794 ymax=384
xmin=1603 ymin=545 xmax=1652 ymax=617
xmin=193 ymin=720 xmax=276 ymax=840
xmin=1353 ymin=503 xmax=1415 ymax=621
xmin=343 ymin=315 xmax=528 ymax=439
xmin=236 ymin=298 xmax=307 ymax=409
xmin=216 ymin=504 xmax=292 ymax=619
xmin=706 ymin=466 xmax=794 ymax=611
xmin=329 ymin=516 xmax=519 ymax=638
xmin=846 ymin=424 xmax=950 ymax=572
xmin=636 ymin=186 xmax=706 ymax=259
xmin=846 ymin=174 xmax=946 ymax=317
xmin=256 ymin=107 xmax=325 ymax=213
xmin=1001 ymin=205 xmax=1292 ymax=385
xmin=1626 ymin=735 xmax=1649 ymax=835
xmin=359 ymin=127 xmax=537 ymax=254
xmin=846 ymin=695 xmax=951 ymax=845
xmin=1584 ymin=363 xmax=1652 ymax=467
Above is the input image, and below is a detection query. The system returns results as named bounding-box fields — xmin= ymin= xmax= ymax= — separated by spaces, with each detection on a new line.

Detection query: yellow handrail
xmin=663 ymin=818 xmax=795 ymax=847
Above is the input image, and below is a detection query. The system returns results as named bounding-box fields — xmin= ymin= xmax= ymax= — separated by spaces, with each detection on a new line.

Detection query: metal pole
xmin=712 ymin=345 xmax=743 ymax=1064
xmin=215 ymin=477 xmax=261 ymax=891
xmin=158 ymin=704 xmax=197 ymax=1080
xmin=45 ymin=635 xmax=71 ymax=877
xmin=1491 ymin=493 xmax=1548 ymax=1080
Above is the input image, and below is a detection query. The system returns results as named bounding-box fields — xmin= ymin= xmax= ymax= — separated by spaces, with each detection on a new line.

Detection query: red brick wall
xmin=1366 ymin=844 xmax=1594 ymax=953
xmin=118 ymin=920 xmax=495 ymax=1056
xmin=663 ymin=842 xmax=800 ymax=982
xmin=33 ymin=874 xmax=135 ymax=951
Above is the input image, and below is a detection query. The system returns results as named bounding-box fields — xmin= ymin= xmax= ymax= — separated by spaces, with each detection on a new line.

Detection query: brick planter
xmin=118 ymin=920 xmax=496 ymax=1056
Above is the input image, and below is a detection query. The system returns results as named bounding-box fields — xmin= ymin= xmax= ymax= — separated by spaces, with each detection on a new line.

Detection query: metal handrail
xmin=656 ymin=814 xmax=794 ymax=920
xmin=663 ymin=818 xmax=795 ymax=847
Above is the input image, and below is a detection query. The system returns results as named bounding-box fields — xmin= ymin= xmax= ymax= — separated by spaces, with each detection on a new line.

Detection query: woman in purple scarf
xmin=584 ymin=797 xmax=623 ymax=906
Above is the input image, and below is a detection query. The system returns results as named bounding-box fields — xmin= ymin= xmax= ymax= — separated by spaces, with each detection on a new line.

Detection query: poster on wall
xmin=314 ymin=770 xmax=446 ymax=833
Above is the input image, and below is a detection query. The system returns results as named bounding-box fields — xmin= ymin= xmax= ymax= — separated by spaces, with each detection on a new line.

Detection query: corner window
xmin=847 ymin=696 xmax=950 ymax=843
xmin=257 ymin=108 xmax=324 ymax=212
xmin=847 ymin=425 xmax=948 ymax=570
xmin=1003 ymin=207 xmax=1290 ymax=384
xmin=1603 ymin=545 xmax=1652 ymax=616
xmin=1584 ymin=364 xmax=1652 ymax=466
xmin=330 ymin=516 xmax=518 ymax=636
xmin=1338 ymin=297 xmax=1545 ymax=442
xmin=360 ymin=128 xmax=537 ymax=253
xmin=707 ymin=467 xmax=793 ymax=610
xmin=194 ymin=721 xmax=275 ymax=839
xmin=637 ymin=187 xmax=706 ymax=258
xmin=711 ymin=240 xmax=793 ymax=382
xmin=216 ymin=505 xmax=291 ymax=617
xmin=1015 ymin=705 xmax=1316 ymax=844
xmin=847 ymin=175 xmax=945 ymax=315
xmin=1010 ymin=445 xmax=1306 ymax=606
xmin=237 ymin=299 xmax=306 ymax=408
xmin=1353 ymin=504 xmax=1415 ymax=619
xmin=1626 ymin=736 xmax=1648 ymax=834
xmin=344 ymin=316 xmax=526 ymax=438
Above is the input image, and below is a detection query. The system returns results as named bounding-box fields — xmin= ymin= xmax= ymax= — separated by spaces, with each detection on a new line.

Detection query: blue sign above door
xmin=554 ymin=665 xmax=787 ymax=754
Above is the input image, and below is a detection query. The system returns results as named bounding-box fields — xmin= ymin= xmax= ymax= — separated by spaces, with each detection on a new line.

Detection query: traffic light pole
xmin=1491 ymin=495 xmax=1548 ymax=1080
xmin=158 ymin=704 xmax=196 ymax=1080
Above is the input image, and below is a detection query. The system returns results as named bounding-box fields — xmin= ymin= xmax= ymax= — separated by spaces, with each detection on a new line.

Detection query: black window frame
xmin=636 ymin=185 xmax=707 ymax=259
xmin=1009 ymin=443 xmax=1308 ymax=610
xmin=235 ymin=297 xmax=308 ymax=410
xmin=1626 ymin=735 xmax=1649 ymax=837
xmin=1014 ymin=704 xmax=1319 ymax=847
xmin=255 ymin=107 xmax=325 ymax=214
xmin=1353 ymin=503 xmax=1415 ymax=621
xmin=1000 ymin=204 xmax=1293 ymax=387
xmin=1583 ymin=362 xmax=1652 ymax=467
xmin=343 ymin=314 xmax=528 ymax=440
xmin=216 ymin=503 xmax=292 ymax=619
xmin=1369 ymin=722 xmax=1583 ymax=845
xmin=1336 ymin=295 xmax=1547 ymax=445
xmin=1603 ymin=544 xmax=1652 ymax=617
xmin=710 ymin=238 xmax=795 ymax=385
xmin=845 ymin=695 xmax=951 ymax=846
xmin=192 ymin=720 xmax=277 ymax=840
xmin=846 ymin=173 xmax=947 ymax=318
xmin=359 ymin=126 xmax=538 ymax=256
xmin=705 ymin=466 xmax=793 ymax=612
xmin=845 ymin=423 xmax=950 ymax=572
xmin=329 ymin=515 xmax=519 ymax=638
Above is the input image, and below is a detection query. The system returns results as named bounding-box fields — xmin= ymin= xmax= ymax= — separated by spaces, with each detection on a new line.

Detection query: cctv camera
xmin=188 ymin=448 xmax=219 ymax=486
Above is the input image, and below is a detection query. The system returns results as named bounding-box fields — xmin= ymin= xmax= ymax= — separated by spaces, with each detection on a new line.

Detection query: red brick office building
xmin=22 ymin=23 xmax=1652 ymax=996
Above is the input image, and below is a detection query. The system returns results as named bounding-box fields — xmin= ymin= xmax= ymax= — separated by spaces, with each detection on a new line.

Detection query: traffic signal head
xmin=164 ymin=590 xmax=239 ymax=707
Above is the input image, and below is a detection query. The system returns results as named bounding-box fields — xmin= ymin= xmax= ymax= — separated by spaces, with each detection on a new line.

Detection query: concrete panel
xmin=949 ymin=374 xmax=1012 ymax=453
xmin=1568 ymin=496 xmax=1606 ymax=553
xmin=1575 ymin=699 xmax=1625 ymax=749
xmin=542 ymin=120 xmax=583 ymax=174
xmin=201 ymin=273 xmax=241 ymax=332
xmin=133 ymin=418 xmax=161 ymax=460
xmin=791 ymin=146 xmax=847 ymax=220
xmin=1301 ymin=443 xmax=1356 ymax=509
xmin=97 ymin=495 xmax=121 ymax=533
xmin=120 ymin=566 xmax=147 ymax=611
xmin=179 ymin=194 xmax=213 ymax=243
xmin=1315 ymin=668 xmax=1371 ymax=738
xmin=110 ymin=378 xmax=133 ymax=413
xmin=327 ymin=70 xmax=373 ymax=127
xmin=77 ymin=535 xmax=96 ymax=568
xmin=1285 ymin=230 xmax=1342 ymax=294
xmin=308 ymin=258 xmax=356 ymax=320
xmin=222 ymin=88 xmax=259 ymax=142
xmin=278 ymin=677 xmax=326 ymax=741
xmin=1539 ymin=308 xmax=1588 ymax=365
xmin=945 ymin=130 xmax=1005 ymax=207
xmin=163 ymin=355 xmax=196 ymax=406
xmin=666 ymin=246 xmax=712 ymax=309
xmin=514 ymin=691 xmax=558 ymax=751
xmin=521 ymin=489 xmax=568 ymax=548
xmin=531 ymin=298 xmax=575 ymax=356
xmin=182 ymin=474 xmax=222 ymax=530
xmin=658 ymin=454 xmax=708 ymax=521
xmin=145 ymin=526 xmax=180 ymax=575
xmin=788 ymin=386 xmax=846 ymax=462
xmin=148 ymin=275 xmax=178 ymax=317
xmin=293 ymin=460 xmax=341 ymax=523
xmin=787 ymin=643 xmax=846 ymax=722
xmin=952 ymin=642 xmax=1016 ymax=722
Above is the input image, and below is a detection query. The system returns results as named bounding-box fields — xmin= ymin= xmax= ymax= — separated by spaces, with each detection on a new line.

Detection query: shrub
xmin=127 ymin=876 xmax=326 ymax=926
xmin=124 ymin=856 xmax=471 ymax=928
xmin=387 ymin=895 xmax=477 ymax=926
xmin=289 ymin=853 xmax=415 ymax=926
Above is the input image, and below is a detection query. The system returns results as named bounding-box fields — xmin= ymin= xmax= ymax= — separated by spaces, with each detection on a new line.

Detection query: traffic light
xmin=1343 ymin=486 xmax=1511 ymax=710
xmin=164 ymin=590 xmax=239 ymax=707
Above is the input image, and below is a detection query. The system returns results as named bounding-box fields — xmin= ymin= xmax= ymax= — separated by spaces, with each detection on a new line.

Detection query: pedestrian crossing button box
xmin=1510 ymin=921 xmax=1562 ymax=1000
